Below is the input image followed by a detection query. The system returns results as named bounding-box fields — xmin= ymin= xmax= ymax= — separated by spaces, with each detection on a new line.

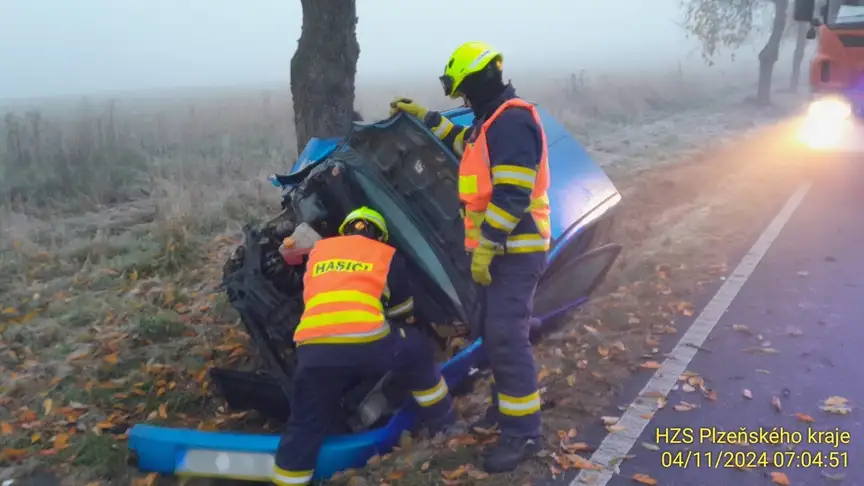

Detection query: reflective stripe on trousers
xmin=481 ymin=252 xmax=546 ymax=438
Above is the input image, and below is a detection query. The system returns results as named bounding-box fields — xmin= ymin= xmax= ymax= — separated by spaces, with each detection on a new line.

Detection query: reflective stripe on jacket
xmin=457 ymin=98 xmax=551 ymax=253
xmin=294 ymin=235 xmax=394 ymax=345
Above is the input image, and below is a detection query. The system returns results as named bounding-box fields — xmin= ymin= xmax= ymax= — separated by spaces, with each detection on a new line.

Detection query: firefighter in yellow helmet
xmin=271 ymin=207 xmax=455 ymax=486
xmin=391 ymin=42 xmax=551 ymax=473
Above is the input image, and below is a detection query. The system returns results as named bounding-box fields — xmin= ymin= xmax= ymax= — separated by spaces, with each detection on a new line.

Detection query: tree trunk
xmin=291 ymin=0 xmax=360 ymax=155
xmin=756 ymin=0 xmax=789 ymax=105
xmin=790 ymin=21 xmax=808 ymax=91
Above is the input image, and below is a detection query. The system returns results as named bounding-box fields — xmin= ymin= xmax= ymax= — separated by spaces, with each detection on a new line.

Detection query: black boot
xmin=469 ymin=406 xmax=500 ymax=434
xmin=426 ymin=405 xmax=462 ymax=439
xmin=482 ymin=436 xmax=541 ymax=473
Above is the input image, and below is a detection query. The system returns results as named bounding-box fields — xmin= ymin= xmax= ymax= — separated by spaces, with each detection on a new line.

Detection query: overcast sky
xmin=0 ymin=0 xmax=755 ymax=99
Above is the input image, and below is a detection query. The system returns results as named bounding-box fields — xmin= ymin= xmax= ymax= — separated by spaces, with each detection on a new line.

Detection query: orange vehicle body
xmin=810 ymin=23 xmax=864 ymax=102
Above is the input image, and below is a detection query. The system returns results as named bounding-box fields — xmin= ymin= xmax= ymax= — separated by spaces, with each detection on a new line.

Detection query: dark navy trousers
xmin=272 ymin=327 xmax=452 ymax=485
xmin=480 ymin=251 xmax=546 ymax=439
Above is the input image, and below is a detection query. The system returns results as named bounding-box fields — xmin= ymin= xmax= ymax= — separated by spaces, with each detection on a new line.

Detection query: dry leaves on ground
xmin=820 ymin=396 xmax=852 ymax=415
xmin=771 ymin=471 xmax=791 ymax=485
xmin=632 ymin=473 xmax=659 ymax=485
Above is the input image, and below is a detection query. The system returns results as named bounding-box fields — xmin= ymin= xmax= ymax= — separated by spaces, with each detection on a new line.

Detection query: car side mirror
xmin=806 ymin=26 xmax=817 ymax=39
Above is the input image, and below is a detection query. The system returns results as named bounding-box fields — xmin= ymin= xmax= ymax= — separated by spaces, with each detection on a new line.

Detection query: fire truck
xmin=795 ymin=0 xmax=864 ymax=148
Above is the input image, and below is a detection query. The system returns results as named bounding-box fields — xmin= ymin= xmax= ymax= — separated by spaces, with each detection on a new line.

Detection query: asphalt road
xmin=561 ymin=170 xmax=864 ymax=486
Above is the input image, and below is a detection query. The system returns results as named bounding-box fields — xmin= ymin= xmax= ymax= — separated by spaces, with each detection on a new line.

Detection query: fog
xmin=0 ymin=0 xmax=759 ymax=99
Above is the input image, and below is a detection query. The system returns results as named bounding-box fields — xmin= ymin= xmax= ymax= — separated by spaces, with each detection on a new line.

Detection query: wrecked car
xmin=127 ymin=104 xmax=623 ymax=482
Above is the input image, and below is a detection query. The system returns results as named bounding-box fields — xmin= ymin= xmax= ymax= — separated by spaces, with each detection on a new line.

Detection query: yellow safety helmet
xmin=439 ymin=41 xmax=503 ymax=99
xmin=338 ymin=206 xmax=389 ymax=242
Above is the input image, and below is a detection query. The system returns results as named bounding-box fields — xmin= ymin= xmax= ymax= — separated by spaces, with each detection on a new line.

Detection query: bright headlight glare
xmin=807 ymin=98 xmax=852 ymax=120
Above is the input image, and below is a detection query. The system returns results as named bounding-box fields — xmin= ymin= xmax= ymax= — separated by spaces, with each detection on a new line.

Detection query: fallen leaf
xmin=537 ymin=367 xmax=551 ymax=382
xmin=42 ymin=398 xmax=53 ymax=416
xmin=770 ymin=471 xmax=791 ymax=485
xmin=53 ymin=433 xmax=69 ymax=451
xmin=1 ymin=422 xmax=13 ymax=435
xmin=158 ymin=403 xmax=168 ymax=419
xmin=19 ymin=410 xmax=37 ymax=423
xmin=103 ymin=353 xmax=118 ymax=365
xmin=795 ymin=413 xmax=815 ymax=423
xmin=466 ymin=469 xmax=490 ymax=480
xmin=742 ymin=389 xmax=753 ymax=399
xmin=640 ymin=361 xmax=662 ymax=370
xmin=561 ymin=441 xmax=591 ymax=452
xmin=597 ymin=345 xmax=610 ymax=357
xmin=822 ymin=470 xmax=846 ymax=481
xmin=420 ymin=461 xmax=430 ymax=472
xmin=732 ymin=324 xmax=751 ymax=333
xmin=601 ymin=416 xmax=619 ymax=425
xmin=641 ymin=442 xmax=660 ymax=451
xmin=744 ymin=347 xmax=780 ymax=354
xmin=676 ymin=301 xmax=694 ymax=316
xmin=681 ymin=383 xmax=696 ymax=393
xmin=566 ymin=374 xmax=577 ymax=387
xmin=564 ymin=454 xmax=602 ymax=470
xmin=788 ymin=328 xmax=803 ymax=336
xmin=824 ymin=396 xmax=848 ymax=406
xmin=132 ymin=473 xmax=158 ymax=486
xmin=442 ymin=465 xmax=467 ymax=481
xmin=385 ymin=471 xmax=405 ymax=481
xmin=771 ymin=396 xmax=783 ymax=413
xmin=632 ymin=473 xmax=658 ymax=485
xmin=606 ymin=425 xmax=625 ymax=433
xmin=820 ymin=405 xmax=852 ymax=415
xmin=674 ymin=402 xmax=698 ymax=412
xmin=756 ymin=369 xmax=771 ymax=374
xmin=1 ymin=448 xmax=28 ymax=461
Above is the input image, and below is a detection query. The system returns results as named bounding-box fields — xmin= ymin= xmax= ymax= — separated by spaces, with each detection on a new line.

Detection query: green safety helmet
xmin=338 ymin=206 xmax=389 ymax=242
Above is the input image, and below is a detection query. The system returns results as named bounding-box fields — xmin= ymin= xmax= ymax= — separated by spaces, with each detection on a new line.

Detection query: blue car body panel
xmin=279 ymin=106 xmax=619 ymax=261
xmin=128 ymin=104 xmax=619 ymax=481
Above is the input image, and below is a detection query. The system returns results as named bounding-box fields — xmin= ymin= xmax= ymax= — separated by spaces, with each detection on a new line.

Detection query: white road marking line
xmin=572 ymin=181 xmax=813 ymax=485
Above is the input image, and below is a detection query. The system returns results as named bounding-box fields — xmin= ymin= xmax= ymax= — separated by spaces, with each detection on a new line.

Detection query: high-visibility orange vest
xmin=457 ymin=98 xmax=551 ymax=253
xmin=293 ymin=235 xmax=394 ymax=345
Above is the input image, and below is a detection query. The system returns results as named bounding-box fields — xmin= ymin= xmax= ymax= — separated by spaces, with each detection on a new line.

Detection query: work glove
xmin=389 ymin=97 xmax=429 ymax=120
xmin=470 ymin=243 xmax=497 ymax=287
